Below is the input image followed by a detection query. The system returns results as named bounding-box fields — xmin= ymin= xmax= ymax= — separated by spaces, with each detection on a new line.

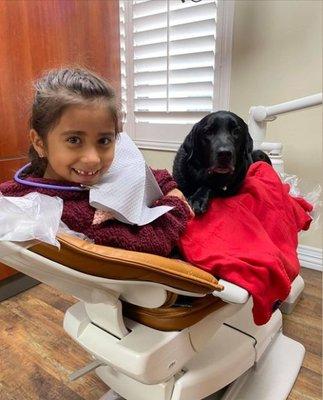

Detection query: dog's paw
xmin=189 ymin=196 xmax=209 ymax=215
xmin=188 ymin=187 xmax=212 ymax=215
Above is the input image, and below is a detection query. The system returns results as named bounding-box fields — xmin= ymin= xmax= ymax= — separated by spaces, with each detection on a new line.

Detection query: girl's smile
xmin=71 ymin=167 xmax=101 ymax=184
xmin=31 ymin=102 xmax=116 ymax=186
xmin=72 ymin=168 xmax=100 ymax=176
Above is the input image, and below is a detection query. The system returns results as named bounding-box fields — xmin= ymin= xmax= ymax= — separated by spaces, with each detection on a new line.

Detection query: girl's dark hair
xmin=25 ymin=67 xmax=119 ymax=177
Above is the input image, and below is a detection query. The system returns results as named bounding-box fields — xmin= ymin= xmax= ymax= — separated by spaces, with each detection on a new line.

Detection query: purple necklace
xmin=14 ymin=163 xmax=88 ymax=191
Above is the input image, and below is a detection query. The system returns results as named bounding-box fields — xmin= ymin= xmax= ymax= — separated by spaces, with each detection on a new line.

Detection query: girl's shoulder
xmin=0 ymin=179 xmax=25 ymax=196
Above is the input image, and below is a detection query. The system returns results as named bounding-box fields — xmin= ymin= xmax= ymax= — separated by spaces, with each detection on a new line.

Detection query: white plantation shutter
xmin=119 ymin=0 xmax=234 ymax=150
xmin=133 ymin=0 xmax=216 ymax=113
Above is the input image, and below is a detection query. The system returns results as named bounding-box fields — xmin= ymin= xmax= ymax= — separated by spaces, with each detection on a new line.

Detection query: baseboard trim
xmin=297 ymin=245 xmax=322 ymax=271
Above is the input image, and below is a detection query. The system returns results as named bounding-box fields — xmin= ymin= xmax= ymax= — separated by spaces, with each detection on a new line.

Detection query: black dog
xmin=173 ymin=111 xmax=271 ymax=214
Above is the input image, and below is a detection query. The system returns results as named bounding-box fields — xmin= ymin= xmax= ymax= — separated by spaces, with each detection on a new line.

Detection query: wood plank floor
xmin=0 ymin=267 xmax=321 ymax=400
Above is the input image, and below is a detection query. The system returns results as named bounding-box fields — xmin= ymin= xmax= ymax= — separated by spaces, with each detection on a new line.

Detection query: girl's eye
xmin=99 ymin=137 xmax=112 ymax=145
xmin=67 ymin=136 xmax=81 ymax=144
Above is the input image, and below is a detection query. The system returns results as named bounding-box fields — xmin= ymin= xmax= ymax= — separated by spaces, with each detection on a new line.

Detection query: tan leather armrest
xmin=29 ymin=233 xmax=223 ymax=295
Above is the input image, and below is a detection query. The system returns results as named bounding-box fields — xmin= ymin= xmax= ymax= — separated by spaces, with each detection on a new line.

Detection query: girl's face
xmin=30 ymin=103 xmax=116 ymax=186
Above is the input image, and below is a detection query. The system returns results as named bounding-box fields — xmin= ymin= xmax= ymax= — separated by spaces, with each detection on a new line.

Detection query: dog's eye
xmin=232 ymin=128 xmax=241 ymax=138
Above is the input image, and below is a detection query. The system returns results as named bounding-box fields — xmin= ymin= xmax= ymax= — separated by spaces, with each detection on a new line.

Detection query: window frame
xmin=120 ymin=0 xmax=235 ymax=151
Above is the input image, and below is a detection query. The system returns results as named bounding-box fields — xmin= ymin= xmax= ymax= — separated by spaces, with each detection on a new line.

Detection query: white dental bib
xmin=89 ymin=133 xmax=173 ymax=226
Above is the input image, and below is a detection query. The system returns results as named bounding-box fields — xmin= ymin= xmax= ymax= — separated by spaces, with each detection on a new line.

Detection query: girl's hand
xmin=92 ymin=209 xmax=115 ymax=225
xmin=165 ymin=188 xmax=195 ymax=218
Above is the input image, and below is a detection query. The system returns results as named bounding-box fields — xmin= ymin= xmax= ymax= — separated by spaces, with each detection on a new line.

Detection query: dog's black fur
xmin=173 ymin=111 xmax=271 ymax=214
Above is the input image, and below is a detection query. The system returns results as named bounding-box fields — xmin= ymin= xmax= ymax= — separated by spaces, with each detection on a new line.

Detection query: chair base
xmin=64 ymin=298 xmax=304 ymax=400
xmin=99 ymin=390 xmax=124 ymax=400
xmin=216 ymin=333 xmax=304 ymax=400
xmin=96 ymin=332 xmax=304 ymax=400
xmin=64 ymin=303 xmax=304 ymax=400
xmin=95 ymin=322 xmax=255 ymax=400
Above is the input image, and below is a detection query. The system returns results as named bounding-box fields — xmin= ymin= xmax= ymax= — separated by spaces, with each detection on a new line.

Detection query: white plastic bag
xmin=302 ymin=184 xmax=322 ymax=234
xmin=280 ymin=172 xmax=322 ymax=232
xmin=0 ymin=192 xmax=63 ymax=247
xmin=58 ymin=220 xmax=92 ymax=242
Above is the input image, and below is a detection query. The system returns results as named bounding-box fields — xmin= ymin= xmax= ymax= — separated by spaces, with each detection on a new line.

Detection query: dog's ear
xmin=184 ymin=122 xmax=201 ymax=162
xmin=245 ymin=127 xmax=254 ymax=163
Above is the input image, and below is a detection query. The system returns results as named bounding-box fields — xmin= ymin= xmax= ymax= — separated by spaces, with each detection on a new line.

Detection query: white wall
xmin=142 ymin=0 xmax=322 ymax=248
xmin=230 ymin=0 xmax=322 ymax=248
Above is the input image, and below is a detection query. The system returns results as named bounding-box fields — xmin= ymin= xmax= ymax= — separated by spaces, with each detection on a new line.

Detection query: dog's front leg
xmin=188 ymin=186 xmax=213 ymax=215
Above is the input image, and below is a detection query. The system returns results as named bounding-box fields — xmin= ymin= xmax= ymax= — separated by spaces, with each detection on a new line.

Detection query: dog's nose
xmin=217 ymin=149 xmax=232 ymax=163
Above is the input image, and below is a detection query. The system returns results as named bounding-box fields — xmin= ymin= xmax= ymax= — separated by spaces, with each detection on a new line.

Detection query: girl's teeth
xmin=74 ymin=168 xmax=98 ymax=176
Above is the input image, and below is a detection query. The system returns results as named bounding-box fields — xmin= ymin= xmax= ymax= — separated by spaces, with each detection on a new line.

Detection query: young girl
xmin=0 ymin=67 xmax=191 ymax=256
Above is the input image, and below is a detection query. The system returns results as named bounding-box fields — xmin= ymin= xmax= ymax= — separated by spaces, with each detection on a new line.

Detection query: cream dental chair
xmin=0 ymin=233 xmax=304 ymax=400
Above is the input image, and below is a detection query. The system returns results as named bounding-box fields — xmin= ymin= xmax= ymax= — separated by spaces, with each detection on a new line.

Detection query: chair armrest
xmin=212 ymin=279 xmax=249 ymax=304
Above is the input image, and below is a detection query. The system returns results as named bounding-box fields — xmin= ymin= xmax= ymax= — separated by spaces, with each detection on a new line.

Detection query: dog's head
xmin=184 ymin=111 xmax=253 ymax=177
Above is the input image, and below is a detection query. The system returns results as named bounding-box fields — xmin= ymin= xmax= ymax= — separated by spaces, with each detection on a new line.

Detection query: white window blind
xmin=119 ymin=0 xmax=234 ymax=150
xmin=133 ymin=0 xmax=217 ymax=113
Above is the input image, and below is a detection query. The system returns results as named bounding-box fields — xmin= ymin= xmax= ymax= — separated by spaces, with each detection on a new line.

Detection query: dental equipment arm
xmin=249 ymin=93 xmax=322 ymax=149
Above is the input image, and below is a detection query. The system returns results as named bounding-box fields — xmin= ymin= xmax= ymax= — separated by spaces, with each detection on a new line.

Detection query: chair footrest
xmin=221 ymin=333 xmax=305 ymax=400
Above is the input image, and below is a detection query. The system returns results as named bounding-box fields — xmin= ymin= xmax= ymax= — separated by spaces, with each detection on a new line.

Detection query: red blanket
xmin=179 ymin=162 xmax=312 ymax=325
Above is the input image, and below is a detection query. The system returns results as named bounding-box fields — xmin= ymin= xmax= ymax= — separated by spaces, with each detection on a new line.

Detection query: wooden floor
xmin=0 ymin=267 xmax=321 ymax=400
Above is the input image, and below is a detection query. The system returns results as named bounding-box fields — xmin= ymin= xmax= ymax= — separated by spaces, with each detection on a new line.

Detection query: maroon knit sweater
xmin=0 ymin=170 xmax=191 ymax=256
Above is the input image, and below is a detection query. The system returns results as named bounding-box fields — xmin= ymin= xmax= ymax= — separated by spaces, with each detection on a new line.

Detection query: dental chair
xmin=0 ymin=233 xmax=305 ymax=400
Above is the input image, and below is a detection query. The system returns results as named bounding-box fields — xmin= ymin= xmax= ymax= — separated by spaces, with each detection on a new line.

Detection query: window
xmin=119 ymin=0 xmax=234 ymax=150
